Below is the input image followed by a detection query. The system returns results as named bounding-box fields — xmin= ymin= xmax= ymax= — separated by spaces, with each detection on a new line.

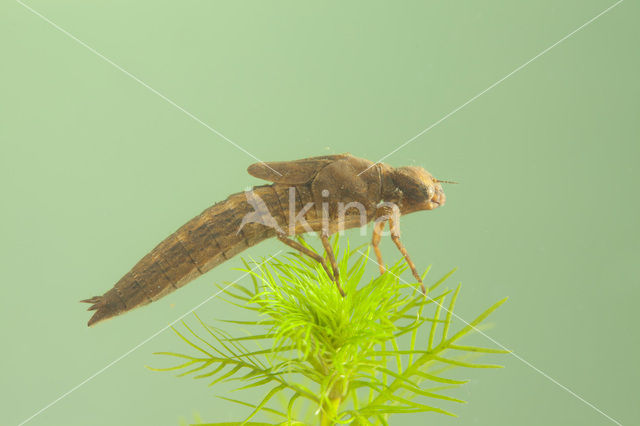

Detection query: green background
xmin=1 ymin=1 xmax=637 ymax=425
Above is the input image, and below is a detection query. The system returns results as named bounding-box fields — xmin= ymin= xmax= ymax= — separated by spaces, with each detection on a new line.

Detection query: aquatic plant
xmin=150 ymin=237 xmax=507 ymax=425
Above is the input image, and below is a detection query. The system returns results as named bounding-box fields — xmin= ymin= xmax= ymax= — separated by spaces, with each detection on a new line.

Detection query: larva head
xmin=392 ymin=166 xmax=446 ymax=214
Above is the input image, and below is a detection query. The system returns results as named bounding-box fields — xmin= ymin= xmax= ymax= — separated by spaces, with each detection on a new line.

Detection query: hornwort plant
xmin=150 ymin=237 xmax=507 ymax=425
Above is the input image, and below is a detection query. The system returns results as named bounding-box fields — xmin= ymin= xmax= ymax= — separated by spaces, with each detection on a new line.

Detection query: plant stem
xmin=320 ymin=377 xmax=344 ymax=426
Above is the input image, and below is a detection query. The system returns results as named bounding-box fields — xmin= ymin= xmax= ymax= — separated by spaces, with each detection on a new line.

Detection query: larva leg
xmin=276 ymin=232 xmax=335 ymax=288
xmin=371 ymin=220 xmax=386 ymax=275
xmin=320 ymin=232 xmax=345 ymax=297
xmin=388 ymin=217 xmax=426 ymax=296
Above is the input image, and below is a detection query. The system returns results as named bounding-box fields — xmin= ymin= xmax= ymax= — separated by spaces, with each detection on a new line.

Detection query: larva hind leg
xmin=320 ymin=232 xmax=345 ymax=297
xmin=276 ymin=232 xmax=344 ymax=295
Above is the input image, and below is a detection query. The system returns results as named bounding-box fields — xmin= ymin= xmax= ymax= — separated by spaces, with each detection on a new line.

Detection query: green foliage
xmin=150 ymin=237 xmax=507 ymax=425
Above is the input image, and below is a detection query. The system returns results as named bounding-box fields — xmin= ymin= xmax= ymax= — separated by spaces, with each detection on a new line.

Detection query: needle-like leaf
xmin=151 ymin=237 xmax=506 ymax=425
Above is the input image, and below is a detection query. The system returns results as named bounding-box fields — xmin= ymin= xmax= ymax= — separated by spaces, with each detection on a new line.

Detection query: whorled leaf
xmin=151 ymin=236 xmax=506 ymax=425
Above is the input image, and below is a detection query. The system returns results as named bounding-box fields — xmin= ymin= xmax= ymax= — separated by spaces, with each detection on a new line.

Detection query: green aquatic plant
xmin=150 ymin=237 xmax=507 ymax=425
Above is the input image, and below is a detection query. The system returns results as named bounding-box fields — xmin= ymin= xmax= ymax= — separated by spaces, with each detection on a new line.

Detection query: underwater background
xmin=1 ymin=1 xmax=637 ymax=425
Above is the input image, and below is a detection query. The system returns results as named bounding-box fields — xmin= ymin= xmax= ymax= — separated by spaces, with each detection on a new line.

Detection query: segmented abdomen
xmin=83 ymin=184 xmax=292 ymax=326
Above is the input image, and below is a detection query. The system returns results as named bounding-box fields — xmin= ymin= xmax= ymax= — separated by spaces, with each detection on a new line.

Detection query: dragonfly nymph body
xmin=82 ymin=153 xmax=446 ymax=326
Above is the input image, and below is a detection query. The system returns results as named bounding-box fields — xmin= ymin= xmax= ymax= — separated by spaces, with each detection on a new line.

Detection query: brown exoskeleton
xmin=82 ymin=153 xmax=447 ymax=326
